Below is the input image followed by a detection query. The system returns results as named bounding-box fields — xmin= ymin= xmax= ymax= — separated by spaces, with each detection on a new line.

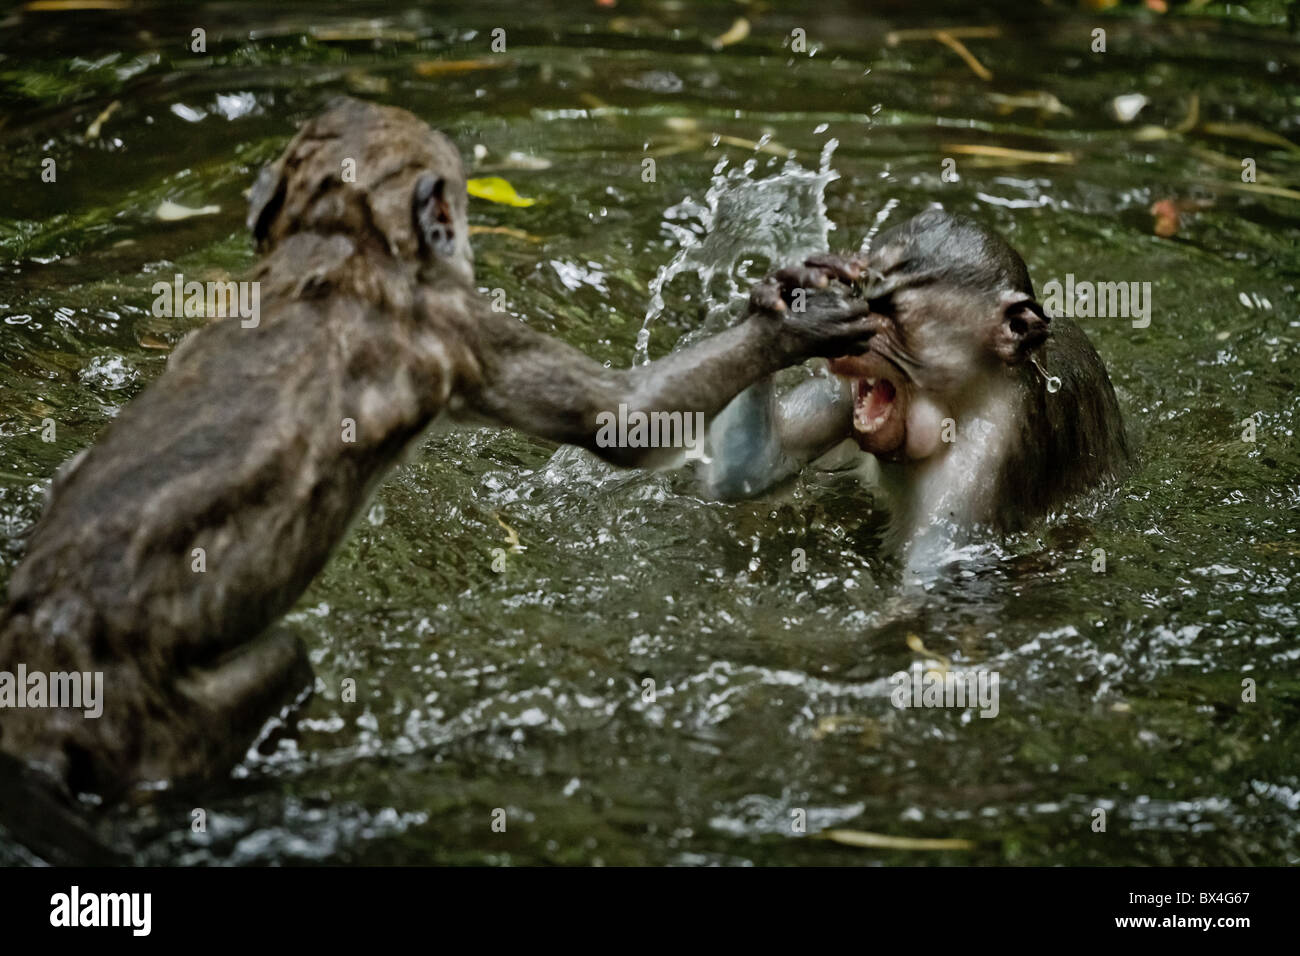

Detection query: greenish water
xmin=0 ymin=0 xmax=1297 ymax=865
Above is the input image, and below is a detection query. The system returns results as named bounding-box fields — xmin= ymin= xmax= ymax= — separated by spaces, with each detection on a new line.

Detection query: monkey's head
xmin=828 ymin=208 xmax=1049 ymax=461
xmin=247 ymin=97 xmax=474 ymax=284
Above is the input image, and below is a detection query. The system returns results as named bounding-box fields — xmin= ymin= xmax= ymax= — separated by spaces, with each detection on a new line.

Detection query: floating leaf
xmin=715 ymin=134 xmax=795 ymax=158
xmin=414 ymin=59 xmax=509 ymax=77
xmin=1151 ymin=199 xmax=1180 ymax=238
xmin=85 ymin=99 xmax=120 ymax=140
xmin=988 ymin=91 xmax=1072 ymax=117
xmin=934 ymin=30 xmax=992 ymax=81
xmin=1224 ymin=181 xmax=1300 ymax=202
xmin=137 ymin=334 xmax=172 ymax=351
xmin=476 ymin=151 xmax=551 ymax=172
xmin=494 ymin=512 xmax=525 ymax=553
xmin=887 ymin=27 xmax=1001 ymax=45
xmin=155 ymin=200 xmax=221 ymax=221
xmin=1200 ymin=121 xmax=1300 ymax=155
xmin=710 ymin=17 xmax=750 ymax=50
xmin=344 ymin=70 xmax=389 ymax=95
xmin=906 ymin=633 xmax=951 ymax=672
xmin=941 ymin=144 xmax=1075 ymax=165
xmin=24 ymin=0 xmax=129 ymax=9
xmin=469 ymin=225 xmax=542 ymax=243
xmin=467 ymin=177 xmax=537 ymax=207
xmin=311 ymin=24 xmax=418 ymax=43
xmin=822 ymin=829 xmax=975 ymax=851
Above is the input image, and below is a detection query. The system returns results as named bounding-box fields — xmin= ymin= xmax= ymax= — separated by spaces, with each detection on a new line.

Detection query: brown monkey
xmin=705 ymin=209 xmax=1129 ymax=558
xmin=0 ymin=98 xmax=876 ymax=798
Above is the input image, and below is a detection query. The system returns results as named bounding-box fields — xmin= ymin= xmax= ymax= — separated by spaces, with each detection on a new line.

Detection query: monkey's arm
xmin=704 ymin=373 xmax=854 ymax=499
xmin=463 ymin=284 xmax=876 ymax=468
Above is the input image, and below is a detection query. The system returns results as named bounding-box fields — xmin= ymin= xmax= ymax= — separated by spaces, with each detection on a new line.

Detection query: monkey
xmin=703 ymin=209 xmax=1130 ymax=560
xmin=0 ymin=97 xmax=878 ymax=801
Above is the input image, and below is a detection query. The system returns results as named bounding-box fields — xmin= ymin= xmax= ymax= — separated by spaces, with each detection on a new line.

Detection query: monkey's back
xmin=0 ymin=240 xmax=476 ymax=792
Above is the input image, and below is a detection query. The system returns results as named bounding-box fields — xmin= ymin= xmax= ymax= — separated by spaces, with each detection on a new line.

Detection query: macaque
xmin=0 ymin=98 xmax=875 ymax=798
xmin=705 ymin=209 xmax=1130 ymax=558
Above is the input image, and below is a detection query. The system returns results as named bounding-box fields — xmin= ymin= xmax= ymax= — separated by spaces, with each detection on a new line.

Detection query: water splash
xmin=636 ymin=139 xmax=842 ymax=364
xmin=860 ymin=195 xmax=901 ymax=253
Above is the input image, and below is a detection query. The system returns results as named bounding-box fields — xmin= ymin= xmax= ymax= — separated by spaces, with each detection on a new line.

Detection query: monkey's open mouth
xmin=854 ymin=378 xmax=896 ymax=432
xmin=828 ymin=354 xmax=907 ymax=456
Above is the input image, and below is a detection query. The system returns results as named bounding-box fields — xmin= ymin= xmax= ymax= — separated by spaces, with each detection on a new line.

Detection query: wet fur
xmin=0 ymin=99 xmax=483 ymax=795
xmin=706 ymin=209 xmax=1130 ymax=554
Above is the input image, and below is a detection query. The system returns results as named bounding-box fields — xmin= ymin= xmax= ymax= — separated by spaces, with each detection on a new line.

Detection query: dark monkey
xmin=0 ymin=98 xmax=875 ymax=797
xmin=706 ymin=210 xmax=1129 ymax=555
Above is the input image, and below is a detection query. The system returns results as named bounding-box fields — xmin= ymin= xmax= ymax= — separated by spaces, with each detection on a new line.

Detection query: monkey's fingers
xmin=803 ymin=252 xmax=868 ymax=285
xmin=749 ymin=277 xmax=787 ymax=313
xmin=800 ymin=302 xmax=885 ymax=357
xmin=752 ymin=261 xmax=848 ymax=315
xmin=772 ymin=264 xmax=832 ymax=294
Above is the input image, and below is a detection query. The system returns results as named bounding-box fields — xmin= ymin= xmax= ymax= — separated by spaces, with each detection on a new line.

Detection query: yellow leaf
xmin=25 ymin=1 xmax=129 ymax=9
xmin=711 ymin=17 xmax=750 ymax=49
xmin=1200 ymin=121 xmax=1300 ymax=155
xmin=467 ymin=177 xmax=537 ymax=207
xmin=469 ymin=225 xmax=543 ymax=243
xmin=941 ymin=144 xmax=1075 ymax=165
xmin=85 ymin=99 xmax=121 ymax=141
xmin=414 ymin=59 xmax=508 ymax=76
xmin=822 ymin=829 xmax=975 ymax=851
xmin=494 ymin=512 xmax=525 ymax=553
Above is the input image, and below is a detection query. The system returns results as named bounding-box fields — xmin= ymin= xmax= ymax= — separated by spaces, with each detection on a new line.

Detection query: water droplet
xmin=1030 ymin=355 xmax=1061 ymax=394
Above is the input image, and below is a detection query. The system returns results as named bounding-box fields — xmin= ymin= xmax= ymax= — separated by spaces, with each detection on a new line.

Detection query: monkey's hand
xmin=747 ymin=254 xmax=880 ymax=361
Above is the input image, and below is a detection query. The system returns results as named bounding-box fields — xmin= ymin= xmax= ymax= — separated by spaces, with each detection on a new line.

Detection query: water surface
xmin=0 ymin=0 xmax=1296 ymax=865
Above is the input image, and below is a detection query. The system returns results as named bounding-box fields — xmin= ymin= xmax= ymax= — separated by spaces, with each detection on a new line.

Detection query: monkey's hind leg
xmin=173 ymin=626 xmax=315 ymax=778
xmin=0 ymin=751 xmax=130 ymax=864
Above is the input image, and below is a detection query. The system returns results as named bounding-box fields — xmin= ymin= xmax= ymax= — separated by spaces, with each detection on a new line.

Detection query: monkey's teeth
xmin=853 ymin=377 xmax=897 ymax=433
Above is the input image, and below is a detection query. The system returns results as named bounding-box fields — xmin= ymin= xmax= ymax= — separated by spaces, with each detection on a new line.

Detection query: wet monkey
xmin=705 ymin=209 xmax=1130 ymax=557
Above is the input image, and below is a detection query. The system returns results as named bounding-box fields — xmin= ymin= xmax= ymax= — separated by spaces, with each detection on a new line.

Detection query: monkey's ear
xmin=246 ymin=161 xmax=287 ymax=250
xmin=413 ymin=172 xmax=457 ymax=259
xmin=993 ymin=293 xmax=1050 ymax=364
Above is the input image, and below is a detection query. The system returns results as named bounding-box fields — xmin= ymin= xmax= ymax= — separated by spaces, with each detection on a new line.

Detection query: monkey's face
xmin=247 ymin=97 xmax=473 ymax=283
xmin=828 ymin=210 xmax=1049 ymax=462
